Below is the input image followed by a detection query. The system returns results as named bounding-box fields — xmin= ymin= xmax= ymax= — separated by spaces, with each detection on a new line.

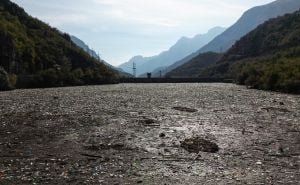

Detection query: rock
xmin=256 ymin=161 xmax=262 ymax=165
xmin=173 ymin=106 xmax=198 ymax=113
xmin=181 ymin=137 xmax=219 ymax=153
xmin=139 ymin=118 xmax=160 ymax=127
xmin=279 ymin=146 xmax=284 ymax=154
xmin=262 ymin=107 xmax=290 ymax=113
xmin=159 ymin=133 xmax=166 ymax=138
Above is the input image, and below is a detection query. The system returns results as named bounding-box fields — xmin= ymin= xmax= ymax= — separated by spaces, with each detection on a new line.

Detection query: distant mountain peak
xmin=161 ymin=0 xmax=300 ymax=76
xmin=200 ymin=0 xmax=300 ymax=54
xmin=178 ymin=36 xmax=189 ymax=42
xmin=207 ymin=26 xmax=226 ymax=33
xmin=119 ymin=26 xmax=226 ymax=75
xmin=178 ymin=27 xmax=226 ymax=43
xmin=131 ymin=55 xmax=145 ymax=61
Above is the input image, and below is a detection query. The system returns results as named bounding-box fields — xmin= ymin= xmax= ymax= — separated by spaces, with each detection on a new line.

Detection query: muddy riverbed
xmin=0 ymin=83 xmax=299 ymax=184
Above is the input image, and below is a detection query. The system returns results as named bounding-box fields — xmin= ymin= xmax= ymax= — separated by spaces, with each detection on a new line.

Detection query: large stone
xmin=181 ymin=137 xmax=219 ymax=153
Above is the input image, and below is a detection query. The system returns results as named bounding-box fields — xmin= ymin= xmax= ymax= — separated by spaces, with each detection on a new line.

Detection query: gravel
xmin=0 ymin=83 xmax=299 ymax=184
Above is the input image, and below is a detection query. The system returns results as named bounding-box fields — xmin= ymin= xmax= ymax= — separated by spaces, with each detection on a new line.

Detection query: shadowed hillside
xmin=166 ymin=52 xmax=222 ymax=78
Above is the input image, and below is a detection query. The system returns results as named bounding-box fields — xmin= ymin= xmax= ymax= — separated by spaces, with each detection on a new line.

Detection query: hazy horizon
xmin=11 ymin=0 xmax=274 ymax=66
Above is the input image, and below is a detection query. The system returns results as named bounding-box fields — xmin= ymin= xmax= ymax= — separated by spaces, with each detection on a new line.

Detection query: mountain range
xmin=1 ymin=0 xmax=299 ymax=94
xmin=162 ymin=0 xmax=300 ymax=76
xmin=119 ymin=27 xmax=226 ymax=76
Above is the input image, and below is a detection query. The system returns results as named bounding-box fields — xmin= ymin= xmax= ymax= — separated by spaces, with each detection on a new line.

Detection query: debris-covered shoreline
xmin=0 ymin=83 xmax=299 ymax=184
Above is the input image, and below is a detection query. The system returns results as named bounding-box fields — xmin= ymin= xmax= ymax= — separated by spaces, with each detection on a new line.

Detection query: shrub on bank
xmin=0 ymin=67 xmax=11 ymax=90
xmin=234 ymin=58 xmax=300 ymax=94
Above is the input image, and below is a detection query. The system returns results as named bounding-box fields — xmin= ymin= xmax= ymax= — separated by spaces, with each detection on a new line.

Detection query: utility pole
xmin=133 ymin=62 xmax=136 ymax=77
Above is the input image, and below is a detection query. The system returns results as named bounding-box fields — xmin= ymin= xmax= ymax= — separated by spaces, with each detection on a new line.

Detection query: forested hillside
xmin=166 ymin=52 xmax=222 ymax=78
xmin=0 ymin=0 xmax=116 ymax=90
xmin=204 ymin=10 xmax=300 ymax=93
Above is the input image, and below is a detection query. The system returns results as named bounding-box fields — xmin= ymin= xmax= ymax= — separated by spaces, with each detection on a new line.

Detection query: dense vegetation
xmin=202 ymin=10 xmax=300 ymax=93
xmin=166 ymin=52 xmax=222 ymax=78
xmin=0 ymin=0 xmax=116 ymax=90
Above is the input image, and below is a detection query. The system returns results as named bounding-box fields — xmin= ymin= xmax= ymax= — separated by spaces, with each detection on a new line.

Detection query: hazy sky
xmin=11 ymin=0 xmax=274 ymax=66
